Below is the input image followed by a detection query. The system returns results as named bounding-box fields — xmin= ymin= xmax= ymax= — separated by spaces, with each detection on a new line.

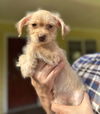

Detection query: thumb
xmin=51 ymin=103 xmax=62 ymax=113
xmin=51 ymin=103 xmax=69 ymax=114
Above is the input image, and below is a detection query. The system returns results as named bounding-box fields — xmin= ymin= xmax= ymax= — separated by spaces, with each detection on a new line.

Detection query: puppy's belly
xmin=53 ymin=68 xmax=84 ymax=105
xmin=53 ymin=69 xmax=70 ymax=105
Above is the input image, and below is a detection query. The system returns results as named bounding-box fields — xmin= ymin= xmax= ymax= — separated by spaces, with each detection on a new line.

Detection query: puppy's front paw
xmin=21 ymin=63 xmax=35 ymax=78
xmin=26 ymin=62 xmax=37 ymax=76
xmin=22 ymin=69 xmax=35 ymax=78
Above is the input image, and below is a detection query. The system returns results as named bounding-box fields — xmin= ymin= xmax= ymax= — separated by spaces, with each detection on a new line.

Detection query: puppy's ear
xmin=53 ymin=13 xmax=70 ymax=38
xmin=16 ymin=14 xmax=31 ymax=37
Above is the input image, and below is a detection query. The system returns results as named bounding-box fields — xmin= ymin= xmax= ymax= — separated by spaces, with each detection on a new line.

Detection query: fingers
xmin=44 ymin=61 xmax=65 ymax=84
xmin=35 ymin=64 xmax=55 ymax=82
xmin=36 ymin=60 xmax=47 ymax=71
xmin=35 ymin=60 xmax=65 ymax=85
xmin=41 ymin=61 xmax=65 ymax=91
xmin=32 ymin=60 xmax=65 ymax=92
xmin=41 ymin=64 xmax=55 ymax=78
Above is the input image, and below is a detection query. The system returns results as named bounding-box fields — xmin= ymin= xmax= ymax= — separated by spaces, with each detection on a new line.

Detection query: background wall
xmin=0 ymin=0 xmax=100 ymax=29
xmin=0 ymin=0 xmax=100 ymax=113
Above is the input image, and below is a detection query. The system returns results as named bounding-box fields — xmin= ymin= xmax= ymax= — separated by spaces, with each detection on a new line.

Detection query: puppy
xmin=16 ymin=10 xmax=85 ymax=114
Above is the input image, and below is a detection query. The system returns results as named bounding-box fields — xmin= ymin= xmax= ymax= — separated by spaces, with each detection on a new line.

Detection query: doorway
xmin=7 ymin=37 xmax=37 ymax=110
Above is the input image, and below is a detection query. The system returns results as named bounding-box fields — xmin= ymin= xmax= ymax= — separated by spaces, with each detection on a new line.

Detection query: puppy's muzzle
xmin=39 ymin=35 xmax=46 ymax=42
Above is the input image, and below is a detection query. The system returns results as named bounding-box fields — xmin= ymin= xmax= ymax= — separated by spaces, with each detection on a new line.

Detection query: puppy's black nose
xmin=39 ymin=35 xmax=46 ymax=42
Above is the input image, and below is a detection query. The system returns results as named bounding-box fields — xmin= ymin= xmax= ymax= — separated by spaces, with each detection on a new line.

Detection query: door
xmin=8 ymin=37 xmax=37 ymax=110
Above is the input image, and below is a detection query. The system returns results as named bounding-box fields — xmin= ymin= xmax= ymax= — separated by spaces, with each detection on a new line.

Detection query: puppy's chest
xmin=29 ymin=44 xmax=65 ymax=65
xmin=35 ymin=45 xmax=60 ymax=58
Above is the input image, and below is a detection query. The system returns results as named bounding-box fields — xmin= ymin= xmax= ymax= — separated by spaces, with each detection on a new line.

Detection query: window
xmin=68 ymin=40 xmax=96 ymax=63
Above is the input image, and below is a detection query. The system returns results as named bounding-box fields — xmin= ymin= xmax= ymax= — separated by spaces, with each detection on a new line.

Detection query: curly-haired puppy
xmin=16 ymin=10 xmax=85 ymax=114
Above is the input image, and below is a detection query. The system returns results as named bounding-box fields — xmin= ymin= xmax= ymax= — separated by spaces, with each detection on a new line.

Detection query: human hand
xmin=31 ymin=60 xmax=65 ymax=93
xmin=31 ymin=61 xmax=65 ymax=114
xmin=51 ymin=93 xmax=94 ymax=114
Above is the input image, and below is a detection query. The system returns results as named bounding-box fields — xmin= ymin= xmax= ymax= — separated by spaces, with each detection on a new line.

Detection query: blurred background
xmin=0 ymin=0 xmax=100 ymax=113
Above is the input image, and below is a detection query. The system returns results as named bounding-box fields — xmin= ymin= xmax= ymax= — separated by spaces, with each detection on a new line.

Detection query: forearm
xmin=39 ymin=95 xmax=54 ymax=114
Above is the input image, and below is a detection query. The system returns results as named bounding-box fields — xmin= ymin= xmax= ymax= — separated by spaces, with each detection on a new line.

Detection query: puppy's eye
xmin=47 ymin=24 xmax=53 ymax=29
xmin=32 ymin=23 xmax=37 ymax=27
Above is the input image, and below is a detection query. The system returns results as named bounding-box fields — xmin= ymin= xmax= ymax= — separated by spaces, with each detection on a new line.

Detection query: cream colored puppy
xmin=16 ymin=10 xmax=85 ymax=114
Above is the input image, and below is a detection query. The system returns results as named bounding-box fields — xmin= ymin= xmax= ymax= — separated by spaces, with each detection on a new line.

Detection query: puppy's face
xmin=16 ymin=10 xmax=70 ymax=45
xmin=27 ymin=10 xmax=58 ymax=44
